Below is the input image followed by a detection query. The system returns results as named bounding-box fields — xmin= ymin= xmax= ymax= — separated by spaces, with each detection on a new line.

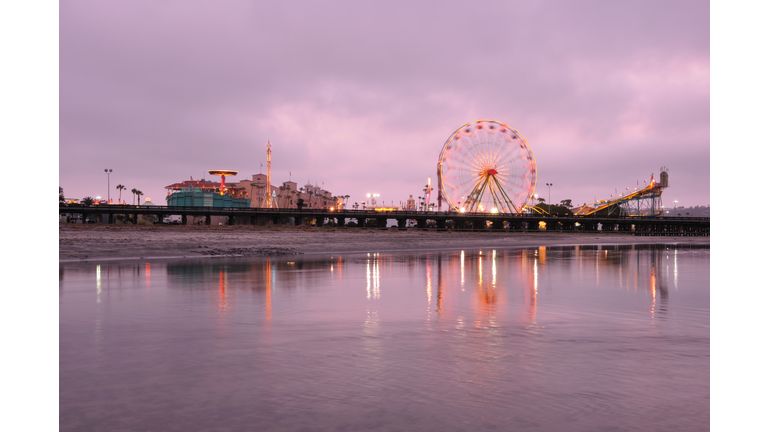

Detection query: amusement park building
xmin=164 ymin=179 xmax=251 ymax=206
xmin=229 ymin=174 xmax=339 ymax=209
xmin=163 ymin=179 xmax=251 ymax=225
xmin=406 ymin=195 xmax=416 ymax=211
xmin=165 ymin=175 xmax=342 ymax=211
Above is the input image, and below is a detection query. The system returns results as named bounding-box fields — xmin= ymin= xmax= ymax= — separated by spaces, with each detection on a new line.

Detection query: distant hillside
xmin=668 ymin=205 xmax=709 ymax=217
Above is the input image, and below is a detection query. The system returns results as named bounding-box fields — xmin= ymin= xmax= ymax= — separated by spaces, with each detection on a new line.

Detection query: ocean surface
xmin=60 ymin=244 xmax=709 ymax=431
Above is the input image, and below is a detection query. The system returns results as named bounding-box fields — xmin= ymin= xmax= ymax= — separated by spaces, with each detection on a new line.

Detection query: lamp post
xmin=674 ymin=200 xmax=678 ymax=217
xmin=366 ymin=193 xmax=379 ymax=209
xmin=104 ymin=169 xmax=112 ymax=203
xmin=546 ymin=183 xmax=553 ymax=215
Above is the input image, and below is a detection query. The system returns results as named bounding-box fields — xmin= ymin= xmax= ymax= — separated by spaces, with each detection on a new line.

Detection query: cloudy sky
xmin=58 ymin=0 xmax=709 ymax=208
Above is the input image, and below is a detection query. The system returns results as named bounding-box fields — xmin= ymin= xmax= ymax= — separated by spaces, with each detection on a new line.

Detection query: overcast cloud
xmin=59 ymin=0 xmax=709 ymax=208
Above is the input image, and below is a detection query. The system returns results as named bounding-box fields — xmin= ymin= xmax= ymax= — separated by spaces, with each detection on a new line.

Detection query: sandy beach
xmin=59 ymin=224 xmax=710 ymax=261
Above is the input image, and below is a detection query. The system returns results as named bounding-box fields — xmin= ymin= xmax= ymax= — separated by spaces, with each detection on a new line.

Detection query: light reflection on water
xmin=60 ymin=244 xmax=709 ymax=432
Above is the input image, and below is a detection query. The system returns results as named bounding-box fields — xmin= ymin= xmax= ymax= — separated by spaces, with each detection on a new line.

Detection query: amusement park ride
xmin=435 ymin=119 xmax=669 ymax=217
xmin=261 ymin=141 xmax=278 ymax=208
xmin=436 ymin=119 xmax=538 ymax=214
xmin=573 ymin=168 xmax=669 ymax=217
xmin=207 ymin=169 xmax=238 ymax=195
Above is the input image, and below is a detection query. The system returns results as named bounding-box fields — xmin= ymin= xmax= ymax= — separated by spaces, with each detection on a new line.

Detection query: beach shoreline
xmin=59 ymin=224 xmax=710 ymax=262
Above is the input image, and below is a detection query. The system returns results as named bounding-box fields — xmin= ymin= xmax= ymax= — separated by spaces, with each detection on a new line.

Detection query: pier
xmin=59 ymin=204 xmax=710 ymax=236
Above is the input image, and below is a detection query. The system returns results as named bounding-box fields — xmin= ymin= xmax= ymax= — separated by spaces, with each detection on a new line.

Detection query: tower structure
xmin=261 ymin=141 xmax=278 ymax=208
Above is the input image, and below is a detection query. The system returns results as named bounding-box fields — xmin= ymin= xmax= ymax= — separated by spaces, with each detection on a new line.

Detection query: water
xmin=60 ymin=244 xmax=709 ymax=431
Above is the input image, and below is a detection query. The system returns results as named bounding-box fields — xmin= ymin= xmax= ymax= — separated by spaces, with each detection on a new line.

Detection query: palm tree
xmin=251 ymin=183 xmax=265 ymax=207
xmin=131 ymin=188 xmax=138 ymax=205
xmin=278 ymin=186 xmax=286 ymax=207
xmin=81 ymin=196 xmax=95 ymax=206
xmin=251 ymin=183 xmax=261 ymax=207
xmin=60 ymin=186 xmax=65 ymax=203
xmin=136 ymin=190 xmax=143 ymax=204
xmin=116 ymin=184 xmax=126 ymax=203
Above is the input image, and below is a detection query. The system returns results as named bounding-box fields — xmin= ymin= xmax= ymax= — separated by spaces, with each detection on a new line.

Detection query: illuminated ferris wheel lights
xmin=437 ymin=120 xmax=536 ymax=214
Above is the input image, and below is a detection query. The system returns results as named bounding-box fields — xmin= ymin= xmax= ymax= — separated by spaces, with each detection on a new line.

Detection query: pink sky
xmin=59 ymin=0 xmax=709 ymax=208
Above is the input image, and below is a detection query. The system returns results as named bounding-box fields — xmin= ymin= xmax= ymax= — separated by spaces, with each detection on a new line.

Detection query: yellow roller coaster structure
xmin=574 ymin=169 xmax=669 ymax=217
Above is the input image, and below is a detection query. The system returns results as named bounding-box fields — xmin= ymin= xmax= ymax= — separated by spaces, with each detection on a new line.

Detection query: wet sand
xmin=59 ymin=224 xmax=710 ymax=262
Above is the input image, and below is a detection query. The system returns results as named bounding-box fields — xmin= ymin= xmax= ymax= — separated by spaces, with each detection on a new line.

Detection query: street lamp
xmin=366 ymin=193 xmax=380 ymax=208
xmin=674 ymin=200 xmax=678 ymax=217
xmin=104 ymin=169 xmax=112 ymax=203
xmin=546 ymin=183 xmax=553 ymax=215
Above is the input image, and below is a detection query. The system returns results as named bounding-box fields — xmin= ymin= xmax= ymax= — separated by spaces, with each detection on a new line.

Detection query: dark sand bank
xmin=59 ymin=224 xmax=709 ymax=262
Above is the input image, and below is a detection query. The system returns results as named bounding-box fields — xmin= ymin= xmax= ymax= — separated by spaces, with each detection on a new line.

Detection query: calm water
xmin=60 ymin=244 xmax=709 ymax=431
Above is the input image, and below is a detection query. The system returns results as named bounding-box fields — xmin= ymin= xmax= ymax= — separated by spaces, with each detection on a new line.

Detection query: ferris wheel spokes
xmin=438 ymin=120 xmax=537 ymax=214
xmin=460 ymin=169 xmax=520 ymax=214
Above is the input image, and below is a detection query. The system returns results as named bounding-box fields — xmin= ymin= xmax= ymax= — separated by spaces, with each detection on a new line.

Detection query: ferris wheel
xmin=437 ymin=119 xmax=537 ymax=214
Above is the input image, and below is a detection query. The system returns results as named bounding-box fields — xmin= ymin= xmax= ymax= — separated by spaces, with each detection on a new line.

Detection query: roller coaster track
xmin=574 ymin=183 xmax=665 ymax=217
